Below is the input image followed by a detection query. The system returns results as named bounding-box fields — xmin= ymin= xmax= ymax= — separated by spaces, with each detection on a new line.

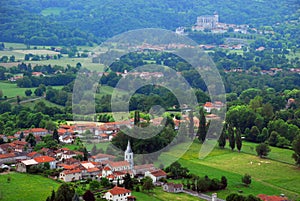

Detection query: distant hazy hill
xmin=0 ymin=0 xmax=299 ymax=45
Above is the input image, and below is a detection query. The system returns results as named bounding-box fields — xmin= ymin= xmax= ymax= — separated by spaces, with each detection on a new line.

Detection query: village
xmin=0 ymin=101 xmax=226 ymax=201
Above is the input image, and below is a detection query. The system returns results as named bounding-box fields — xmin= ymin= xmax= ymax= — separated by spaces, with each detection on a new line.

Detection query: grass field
xmin=132 ymin=187 xmax=205 ymax=201
xmin=0 ymin=82 xmax=37 ymax=98
xmin=241 ymin=141 xmax=295 ymax=165
xmin=0 ymin=172 xmax=60 ymax=201
xmin=157 ymin=141 xmax=300 ymax=200
xmin=0 ymin=82 xmax=63 ymax=99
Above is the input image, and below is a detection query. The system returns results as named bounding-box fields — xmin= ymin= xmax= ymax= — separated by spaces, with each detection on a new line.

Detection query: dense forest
xmin=0 ymin=0 xmax=299 ymax=45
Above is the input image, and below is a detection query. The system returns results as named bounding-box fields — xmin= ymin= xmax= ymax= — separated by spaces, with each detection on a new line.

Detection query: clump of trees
xmin=226 ymin=193 xmax=261 ymax=201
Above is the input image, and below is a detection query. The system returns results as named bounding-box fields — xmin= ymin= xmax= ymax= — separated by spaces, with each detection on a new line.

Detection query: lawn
xmin=157 ymin=141 xmax=300 ymax=200
xmin=0 ymin=172 xmax=60 ymax=201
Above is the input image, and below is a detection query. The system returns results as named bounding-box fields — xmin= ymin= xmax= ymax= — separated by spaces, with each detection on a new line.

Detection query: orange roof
xmin=58 ymin=164 xmax=79 ymax=170
xmin=92 ymin=153 xmax=115 ymax=159
xmin=60 ymin=125 xmax=71 ymax=129
xmin=63 ymin=168 xmax=82 ymax=175
xmin=204 ymin=102 xmax=213 ymax=107
xmin=109 ymin=186 xmax=131 ymax=195
xmin=87 ymin=167 xmax=100 ymax=173
xmin=30 ymin=128 xmax=47 ymax=132
xmin=103 ymin=166 xmax=112 ymax=171
xmin=0 ymin=153 xmax=15 ymax=159
xmin=108 ymin=161 xmax=130 ymax=168
xmin=150 ymin=169 xmax=167 ymax=177
xmin=34 ymin=156 xmax=55 ymax=163
xmin=12 ymin=140 xmax=27 ymax=146
xmin=107 ymin=174 xmax=115 ymax=179
xmin=27 ymin=152 xmax=39 ymax=157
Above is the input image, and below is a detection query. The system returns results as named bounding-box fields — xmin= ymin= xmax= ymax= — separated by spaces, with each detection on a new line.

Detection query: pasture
xmin=0 ymin=82 xmax=63 ymax=99
xmin=0 ymin=172 xmax=60 ymax=201
xmin=0 ymin=82 xmax=36 ymax=98
xmin=132 ymin=187 xmax=205 ymax=201
xmin=157 ymin=141 xmax=300 ymax=200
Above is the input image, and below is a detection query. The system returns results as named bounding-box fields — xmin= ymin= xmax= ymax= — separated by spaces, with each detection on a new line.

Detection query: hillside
xmin=0 ymin=0 xmax=299 ymax=45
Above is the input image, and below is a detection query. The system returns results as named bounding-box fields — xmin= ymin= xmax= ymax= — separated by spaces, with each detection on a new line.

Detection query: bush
xmin=242 ymin=174 xmax=251 ymax=186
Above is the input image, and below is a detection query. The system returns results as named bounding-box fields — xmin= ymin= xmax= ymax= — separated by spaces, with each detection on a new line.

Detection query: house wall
xmin=105 ymin=192 xmax=131 ymax=201
xmin=60 ymin=172 xmax=82 ymax=182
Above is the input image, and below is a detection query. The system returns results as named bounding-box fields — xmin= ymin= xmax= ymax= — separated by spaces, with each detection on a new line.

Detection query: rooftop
xmin=108 ymin=186 xmax=131 ymax=195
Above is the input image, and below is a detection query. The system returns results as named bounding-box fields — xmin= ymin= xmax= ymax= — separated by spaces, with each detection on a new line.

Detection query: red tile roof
xmin=34 ymin=156 xmax=55 ymax=163
xmin=0 ymin=153 xmax=15 ymax=159
xmin=103 ymin=166 xmax=112 ymax=171
xmin=27 ymin=152 xmax=39 ymax=157
xmin=204 ymin=102 xmax=213 ymax=107
xmin=63 ymin=168 xmax=82 ymax=175
xmin=30 ymin=128 xmax=47 ymax=132
xmin=108 ymin=186 xmax=131 ymax=195
xmin=150 ymin=169 xmax=167 ymax=177
xmin=87 ymin=167 xmax=100 ymax=173
xmin=108 ymin=161 xmax=130 ymax=168
xmin=58 ymin=164 xmax=79 ymax=170
xmin=92 ymin=153 xmax=115 ymax=159
xmin=12 ymin=140 xmax=27 ymax=146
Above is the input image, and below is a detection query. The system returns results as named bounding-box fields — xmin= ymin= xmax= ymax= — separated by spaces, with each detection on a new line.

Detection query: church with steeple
xmin=124 ymin=140 xmax=134 ymax=170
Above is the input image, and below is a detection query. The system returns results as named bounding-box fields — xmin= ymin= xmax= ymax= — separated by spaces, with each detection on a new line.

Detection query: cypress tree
xmin=197 ymin=107 xmax=206 ymax=143
xmin=236 ymin=128 xmax=242 ymax=152
xmin=228 ymin=124 xmax=235 ymax=151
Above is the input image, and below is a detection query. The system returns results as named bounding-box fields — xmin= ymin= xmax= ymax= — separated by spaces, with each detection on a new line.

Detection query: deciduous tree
xmin=256 ymin=143 xmax=271 ymax=158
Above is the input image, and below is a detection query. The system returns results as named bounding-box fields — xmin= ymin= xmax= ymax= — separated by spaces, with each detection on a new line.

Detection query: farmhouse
xmin=145 ymin=169 xmax=167 ymax=183
xmin=104 ymin=186 xmax=132 ymax=201
xmin=59 ymin=168 xmax=82 ymax=182
xmin=163 ymin=183 xmax=183 ymax=193
xmin=34 ymin=156 xmax=57 ymax=169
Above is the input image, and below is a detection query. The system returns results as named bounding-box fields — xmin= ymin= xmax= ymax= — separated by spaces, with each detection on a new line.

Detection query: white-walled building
xmin=104 ymin=186 xmax=132 ymax=201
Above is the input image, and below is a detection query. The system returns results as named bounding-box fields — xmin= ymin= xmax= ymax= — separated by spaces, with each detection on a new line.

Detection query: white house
xmin=163 ymin=183 xmax=183 ymax=193
xmin=104 ymin=186 xmax=132 ymax=201
xmin=59 ymin=169 xmax=82 ymax=182
xmin=34 ymin=156 xmax=57 ymax=169
xmin=90 ymin=153 xmax=116 ymax=163
xmin=145 ymin=169 xmax=167 ymax=183
xmin=16 ymin=159 xmax=38 ymax=172
xmin=106 ymin=161 xmax=130 ymax=172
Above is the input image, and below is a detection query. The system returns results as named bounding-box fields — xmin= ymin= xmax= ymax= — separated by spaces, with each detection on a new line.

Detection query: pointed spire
xmin=126 ymin=140 xmax=132 ymax=153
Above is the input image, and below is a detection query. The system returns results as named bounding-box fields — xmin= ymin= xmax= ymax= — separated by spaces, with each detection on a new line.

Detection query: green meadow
xmin=0 ymin=82 xmax=63 ymax=99
xmin=157 ymin=141 xmax=300 ymax=200
xmin=0 ymin=172 xmax=60 ymax=201
xmin=0 ymin=82 xmax=37 ymax=98
xmin=132 ymin=187 xmax=205 ymax=201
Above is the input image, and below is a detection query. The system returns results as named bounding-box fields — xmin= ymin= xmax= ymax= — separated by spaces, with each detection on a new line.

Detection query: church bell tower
xmin=124 ymin=140 xmax=134 ymax=170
